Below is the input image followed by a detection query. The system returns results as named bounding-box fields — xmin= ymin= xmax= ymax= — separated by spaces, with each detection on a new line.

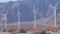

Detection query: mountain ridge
xmin=0 ymin=0 xmax=60 ymax=28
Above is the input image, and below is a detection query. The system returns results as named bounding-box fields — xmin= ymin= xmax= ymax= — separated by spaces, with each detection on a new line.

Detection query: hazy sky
xmin=0 ymin=0 xmax=24 ymax=2
xmin=0 ymin=0 xmax=17 ymax=2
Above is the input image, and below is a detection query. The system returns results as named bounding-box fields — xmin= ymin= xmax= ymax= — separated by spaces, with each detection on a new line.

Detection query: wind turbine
xmin=5 ymin=14 xmax=7 ymax=29
xmin=10 ymin=0 xmax=21 ymax=32
xmin=33 ymin=3 xmax=37 ymax=28
xmin=17 ymin=5 xmax=20 ymax=30
xmin=0 ymin=5 xmax=7 ymax=32
xmin=1 ymin=5 xmax=9 ymax=31
xmin=49 ymin=3 xmax=58 ymax=27
xmin=32 ymin=0 xmax=39 ymax=28
xmin=5 ymin=7 xmax=12 ymax=33
xmin=1 ymin=6 xmax=7 ymax=32
xmin=16 ymin=0 xmax=21 ymax=31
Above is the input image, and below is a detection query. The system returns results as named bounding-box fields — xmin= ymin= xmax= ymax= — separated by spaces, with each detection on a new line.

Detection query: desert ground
xmin=0 ymin=27 xmax=60 ymax=34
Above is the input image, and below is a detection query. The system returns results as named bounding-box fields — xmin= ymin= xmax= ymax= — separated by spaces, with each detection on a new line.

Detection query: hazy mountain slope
xmin=0 ymin=0 xmax=60 ymax=28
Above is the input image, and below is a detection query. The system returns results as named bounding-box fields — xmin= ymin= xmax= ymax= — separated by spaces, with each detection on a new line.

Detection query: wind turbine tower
xmin=33 ymin=3 xmax=37 ymax=28
xmin=17 ymin=0 xmax=20 ymax=30
xmin=17 ymin=9 xmax=20 ymax=29
xmin=5 ymin=14 xmax=7 ymax=29
xmin=49 ymin=3 xmax=58 ymax=27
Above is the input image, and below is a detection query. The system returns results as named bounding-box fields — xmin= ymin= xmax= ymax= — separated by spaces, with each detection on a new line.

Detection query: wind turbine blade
xmin=49 ymin=4 xmax=54 ymax=8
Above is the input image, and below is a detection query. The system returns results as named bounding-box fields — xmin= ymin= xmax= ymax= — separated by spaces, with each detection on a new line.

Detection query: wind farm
xmin=0 ymin=0 xmax=60 ymax=34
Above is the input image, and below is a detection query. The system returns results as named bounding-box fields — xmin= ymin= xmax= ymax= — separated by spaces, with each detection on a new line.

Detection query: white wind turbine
xmin=5 ymin=7 xmax=10 ymax=33
xmin=32 ymin=0 xmax=39 ymax=28
xmin=4 ymin=13 xmax=8 ymax=34
xmin=2 ymin=6 xmax=9 ymax=33
xmin=17 ymin=4 xmax=20 ymax=30
xmin=5 ymin=14 xmax=7 ymax=30
xmin=49 ymin=3 xmax=58 ymax=27
xmin=11 ymin=0 xmax=21 ymax=30
xmin=0 ymin=5 xmax=7 ymax=32
xmin=16 ymin=0 xmax=21 ymax=30
xmin=11 ymin=0 xmax=20 ymax=31
xmin=1 ymin=6 xmax=8 ymax=32
xmin=0 ymin=14 xmax=6 ymax=32
xmin=33 ymin=4 xmax=37 ymax=28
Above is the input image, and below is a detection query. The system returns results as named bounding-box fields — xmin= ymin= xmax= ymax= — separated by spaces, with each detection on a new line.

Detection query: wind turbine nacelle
xmin=49 ymin=4 xmax=54 ymax=8
xmin=49 ymin=4 xmax=57 ymax=9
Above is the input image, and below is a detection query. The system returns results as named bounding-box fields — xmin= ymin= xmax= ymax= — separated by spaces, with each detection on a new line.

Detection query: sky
xmin=0 ymin=0 xmax=24 ymax=2
xmin=0 ymin=0 xmax=17 ymax=2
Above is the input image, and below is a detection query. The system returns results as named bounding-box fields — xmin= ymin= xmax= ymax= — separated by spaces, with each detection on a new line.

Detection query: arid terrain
xmin=0 ymin=27 xmax=60 ymax=34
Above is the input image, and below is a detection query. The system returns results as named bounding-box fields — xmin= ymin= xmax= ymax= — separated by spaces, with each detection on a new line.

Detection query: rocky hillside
xmin=0 ymin=0 xmax=60 ymax=28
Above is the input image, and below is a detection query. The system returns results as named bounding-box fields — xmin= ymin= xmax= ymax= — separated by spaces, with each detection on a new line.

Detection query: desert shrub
xmin=40 ymin=31 xmax=46 ymax=34
xmin=19 ymin=29 xmax=27 ymax=33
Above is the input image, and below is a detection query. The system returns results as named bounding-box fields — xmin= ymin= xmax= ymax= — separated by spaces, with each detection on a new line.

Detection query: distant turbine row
xmin=0 ymin=0 xmax=59 ymax=30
